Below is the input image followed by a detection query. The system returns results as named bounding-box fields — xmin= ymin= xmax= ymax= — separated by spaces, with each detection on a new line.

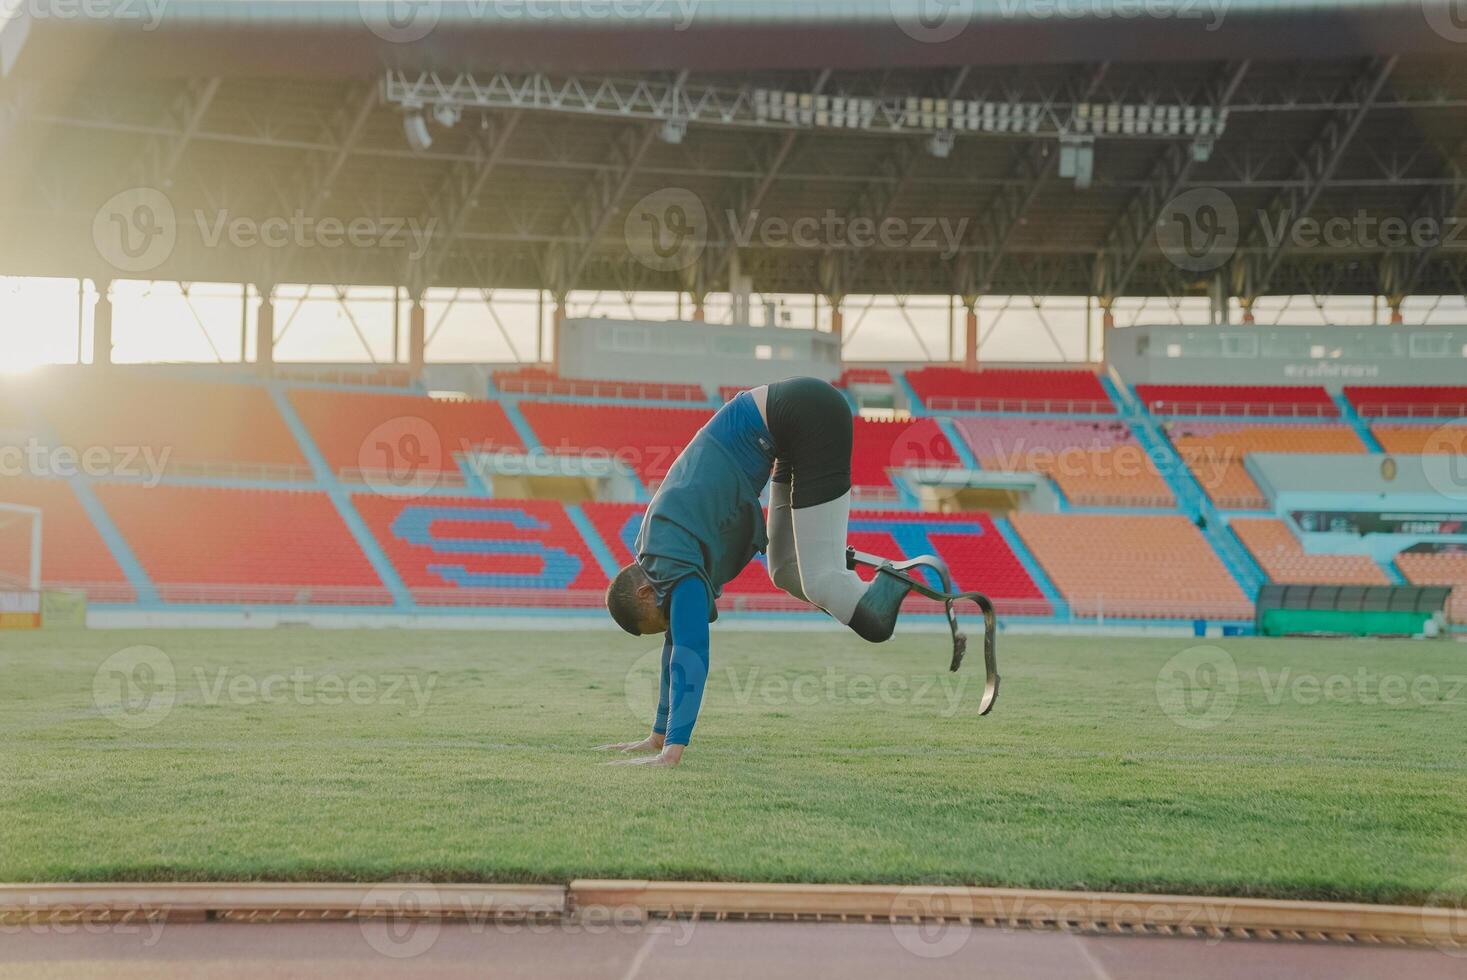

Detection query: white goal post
xmin=0 ymin=502 xmax=41 ymax=592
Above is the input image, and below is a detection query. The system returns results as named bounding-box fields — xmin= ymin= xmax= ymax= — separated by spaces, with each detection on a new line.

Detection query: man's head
xmin=606 ymin=563 xmax=669 ymax=636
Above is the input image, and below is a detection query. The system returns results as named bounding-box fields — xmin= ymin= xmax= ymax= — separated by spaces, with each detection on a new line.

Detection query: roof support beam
xmin=957 ymin=62 xmax=1112 ymax=299
xmin=1234 ymin=56 xmax=1397 ymax=305
xmin=413 ymin=110 xmax=523 ymax=291
xmin=1380 ymin=139 xmax=1466 ymax=304
xmin=132 ymin=76 xmax=221 ymax=188
xmin=1095 ymin=60 xmax=1249 ymax=302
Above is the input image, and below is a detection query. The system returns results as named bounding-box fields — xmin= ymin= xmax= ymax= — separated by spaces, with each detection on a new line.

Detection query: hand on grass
xmin=595 ymin=734 xmax=665 ymax=754
xmin=608 ymin=744 xmax=683 ymax=767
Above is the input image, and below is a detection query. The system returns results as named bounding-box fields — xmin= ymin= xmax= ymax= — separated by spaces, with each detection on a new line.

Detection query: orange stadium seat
xmin=1009 ymin=513 xmax=1251 ymax=619
xmin=94 ymin=484 xmax=386 ymax=604
xmin=0 ymin=477 xmax=131 ymax=599
xmin=1135 ymin=384 xmax=1337 ymax=418
xmin=1395 ymin=550 xmax=1467 ymax=623
xmin=906 ymin=367 xmax=1112 ymax=413
xmin=290 ymin=389 xmax=523 ymax=482
xmin=1231 ymin=518 xmax=1389 ymax=586
xmin=954 ymin=417 xmax=1173 ymax=507
xmin=29 ymin=374 xmax=307 ymax=472
xmin=1163 ymin=421 xmax=1366 ymax=509
xmin=1371 ymin=423 xmax=1467 ymax=455
xmin=519 ymin=401 xmax=711 ymax=485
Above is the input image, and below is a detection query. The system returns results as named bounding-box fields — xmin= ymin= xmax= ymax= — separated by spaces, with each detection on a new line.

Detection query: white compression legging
xmin=766 ymin=483 xmax=868 ymax=625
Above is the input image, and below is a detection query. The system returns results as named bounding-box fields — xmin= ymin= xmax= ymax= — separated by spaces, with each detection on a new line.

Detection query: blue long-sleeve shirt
xmin=651 ymin=576 xmax=711 ymax=746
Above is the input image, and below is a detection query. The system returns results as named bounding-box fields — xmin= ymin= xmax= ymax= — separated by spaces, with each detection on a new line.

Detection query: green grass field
xmin=3 ymin=628 xmax=1466 ymax=904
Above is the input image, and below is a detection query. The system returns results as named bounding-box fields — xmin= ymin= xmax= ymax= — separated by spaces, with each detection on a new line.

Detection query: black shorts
xmin=765 ymin=376 xmax=853 ymax=509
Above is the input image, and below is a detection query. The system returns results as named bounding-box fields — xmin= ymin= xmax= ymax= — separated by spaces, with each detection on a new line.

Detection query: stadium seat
xmin=1163 ymin=421 xmax=1366 ymax=509
xmin=30 ymin=374 xmax=308 ymax=473
xmin=493 ymin=368 xmax=705 ymax=402
xmin=1231 ymin=518 xmax=1389 ymax=586
xmin=1371 ymin=423 xmax=1467 ymax=455
xmin=1345 ymin=385 xmax=1467 ymax=418
xmin=905 ymin=367 xmax=1113 ymax=413
xmin=355 ymin=496 xmax=608 ymax=607
xmin=290 ymin=389 xmax=523 ymax=483
xmin=1135 ymin=384 xmax=1338 ymax=418
xmin=519 ymin=401 xmax=712 ymax=485
xmin=839 ymin=367 xmax=893 ymax=386
xmin=851 ymin=417 xmax=960 ymax=489
xmin=1009 ymin=513 xmax=1252 ymax=619
xmin=954 ymin=417 xmax=1173 ymax=507
xmin=0 ymin=477 xmax=132 ymax=600
xmin=1395 ymin=550 xmax=1467 ymax=624
xmin=94 ymin=484 xmax=387 ymax=604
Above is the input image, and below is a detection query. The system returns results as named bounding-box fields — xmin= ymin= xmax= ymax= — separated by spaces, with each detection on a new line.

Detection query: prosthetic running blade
xmin=846 ymin=547 xmax=1000 ymax=715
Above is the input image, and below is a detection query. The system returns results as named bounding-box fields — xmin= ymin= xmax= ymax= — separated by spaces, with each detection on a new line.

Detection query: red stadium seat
xmin=94 ymin=484 xmax=387 ymax=604
xmin=494 ymin=368 xmax=705 ymax=402
xmin=519 ymin=401 xmax=711 ymax=485
xmin=906 ymin=367 xmax=1113 ymax=413
xmin=355 ymin=496 xmax=608 ymax=607
xmin=1135 ymin=384 xmax=1338 ymax=418
xmin=851 ymin=417 xmax=960 ymax=489
xmin=1345 ymin=386 xmax=1467 ymax=419
xmin=0 ymin=477 xmax=132 ymax=600
xmin=290 ymin=389 xmax=522 ymax=484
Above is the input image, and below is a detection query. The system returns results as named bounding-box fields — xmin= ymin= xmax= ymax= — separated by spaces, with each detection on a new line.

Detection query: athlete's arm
xmin=611 ymin=576 xmax=709 ymax=767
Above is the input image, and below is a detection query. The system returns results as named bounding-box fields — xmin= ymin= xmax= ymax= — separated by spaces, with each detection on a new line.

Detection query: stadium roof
xmin=1 ymin=1 xmax=1465 ymax=304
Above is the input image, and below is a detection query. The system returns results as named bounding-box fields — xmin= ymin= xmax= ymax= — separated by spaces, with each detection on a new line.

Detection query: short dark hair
xmin=606 ymin=563 xmax=648 ymax=636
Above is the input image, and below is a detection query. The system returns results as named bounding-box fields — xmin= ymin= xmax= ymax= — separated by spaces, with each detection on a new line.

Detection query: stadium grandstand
xmin=1 ymin=0 xmax=1465 ymax=634
xmin=7 ymin=3 xmax=1467 ymax=977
